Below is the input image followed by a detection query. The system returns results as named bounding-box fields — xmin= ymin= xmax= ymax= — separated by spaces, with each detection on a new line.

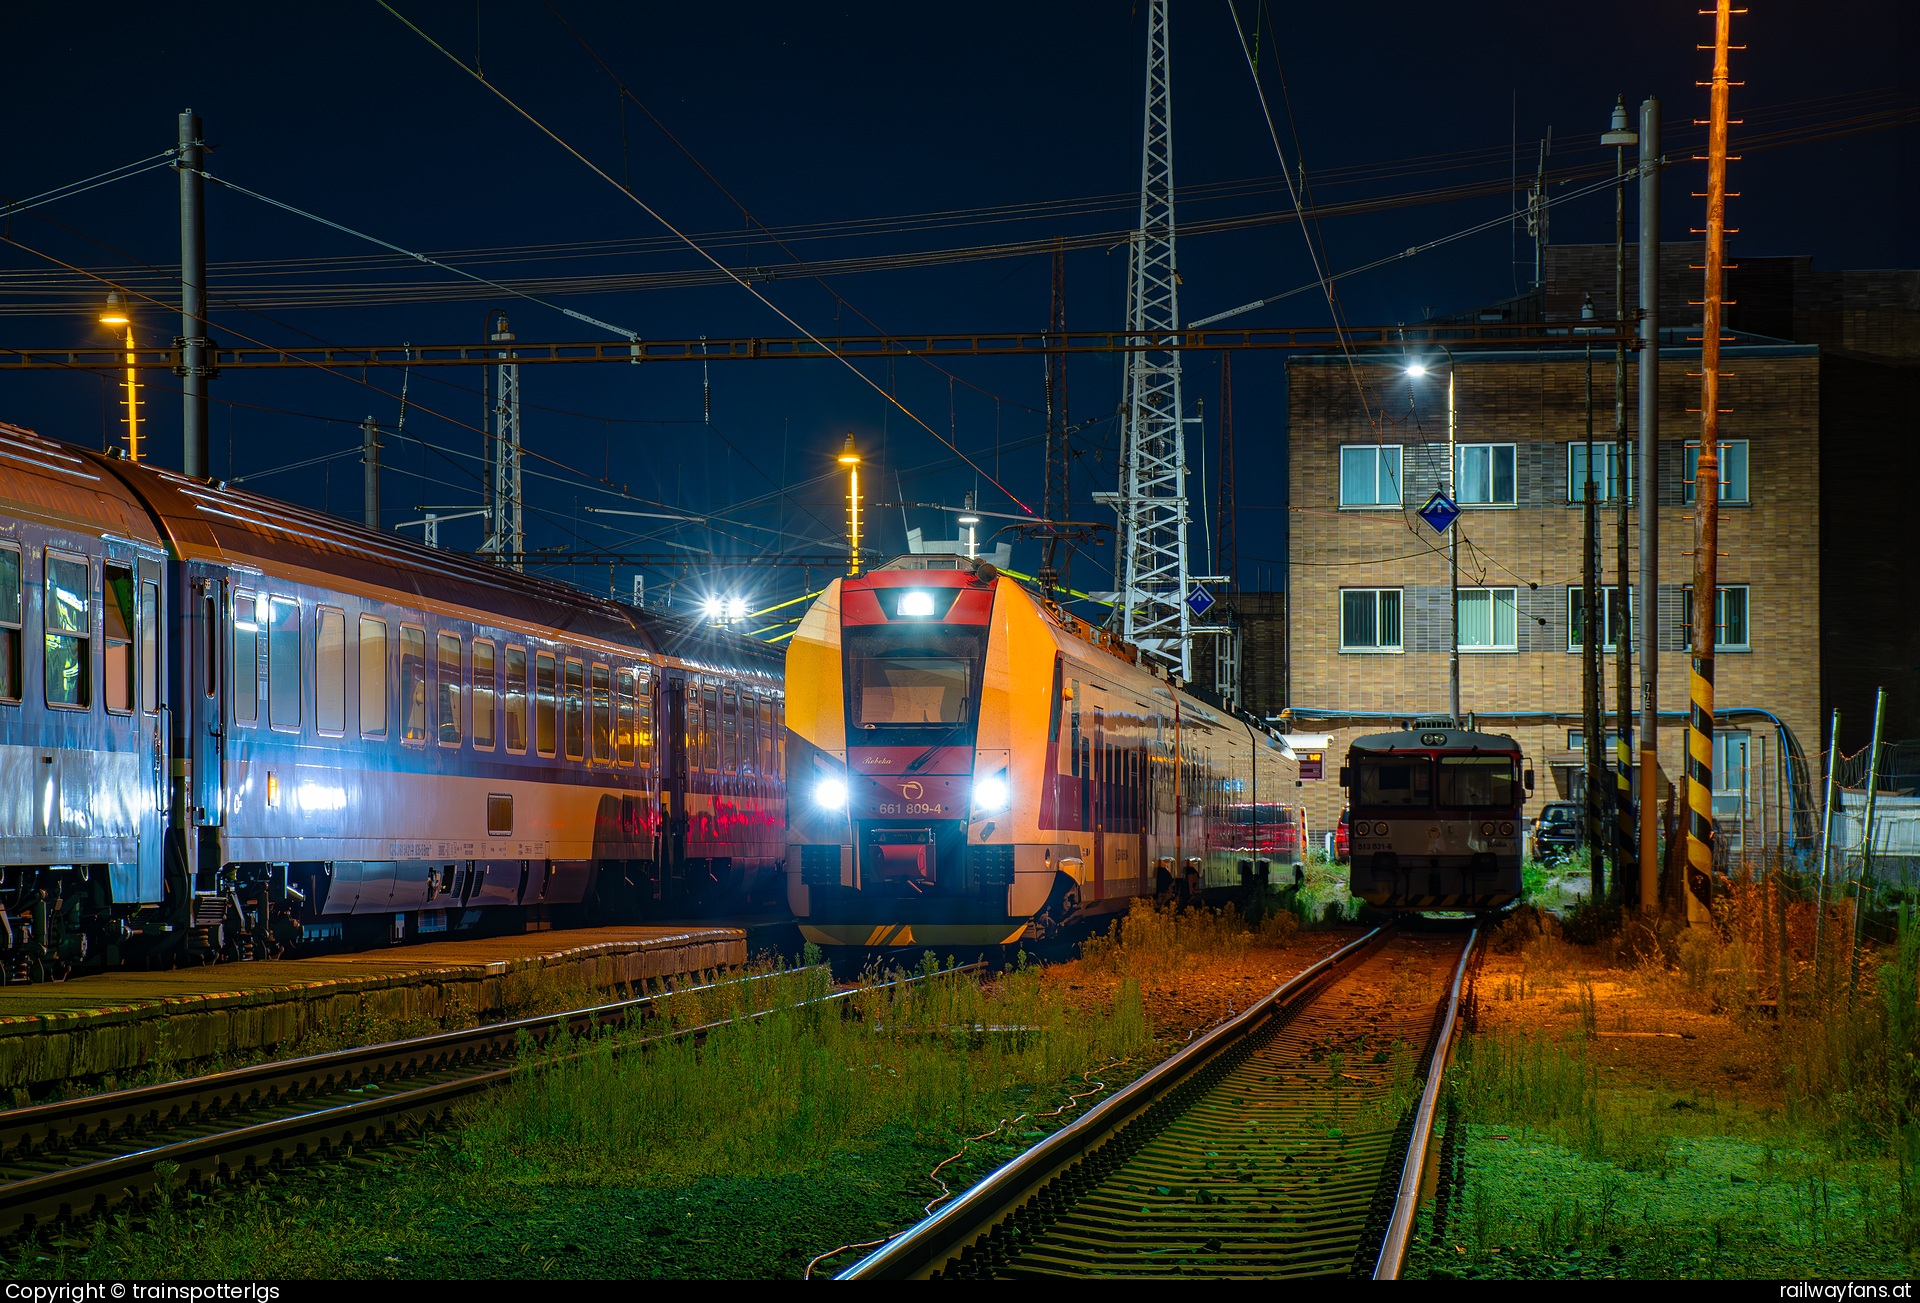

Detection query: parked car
xmin=1530 ymin=801 xmax=1582 ymax=864
xmin=1334 ymin=808 xmax=1350 ymax=864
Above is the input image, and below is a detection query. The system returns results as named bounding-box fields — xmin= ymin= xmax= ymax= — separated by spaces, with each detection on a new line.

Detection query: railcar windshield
xmin=844 ymin=626 xmax=986 ymax=742
xmin=1437 ymin=755 xmax=1521 ymax=808
xmin=1353 ymin=757 xmax=1432 ymax=808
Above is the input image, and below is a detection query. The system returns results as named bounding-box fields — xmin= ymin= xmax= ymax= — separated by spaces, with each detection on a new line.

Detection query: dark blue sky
xmin=1 ymin=2 xmax=1912 ymax=618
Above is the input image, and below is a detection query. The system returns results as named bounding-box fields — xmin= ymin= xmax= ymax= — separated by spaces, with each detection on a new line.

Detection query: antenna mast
xmin=1108 ymin=0 xmax=1194 ymax=679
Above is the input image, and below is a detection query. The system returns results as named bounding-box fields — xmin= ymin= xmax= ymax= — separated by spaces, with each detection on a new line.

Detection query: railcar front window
xmin=45 ymin=553 xmax=91 ymax=709
xmin=854 ymin=656 xmax=972 ymax=726
xmin=1355 ymin=758 xmax=1432 ymax=807
xmin=0 ymin=545 xmax=20 ymax=703
xmin=1438 ymin=756 xmax=1518 ymax=808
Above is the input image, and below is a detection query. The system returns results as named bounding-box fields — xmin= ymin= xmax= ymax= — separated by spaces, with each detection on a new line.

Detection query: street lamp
xmin=98 ymin=293 xmax=141 ymax=462
xmin=1407 ymin=347 xmax=1459 ymax=723
xmin=838 ymin=433 xmax=862 ymax=576
xmin=958 ymin=491 xmax=981 ymax=560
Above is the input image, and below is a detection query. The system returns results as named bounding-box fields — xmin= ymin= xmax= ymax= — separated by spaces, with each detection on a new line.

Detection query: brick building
xmin=1282 ymin=244 xmax=1918 ymax=847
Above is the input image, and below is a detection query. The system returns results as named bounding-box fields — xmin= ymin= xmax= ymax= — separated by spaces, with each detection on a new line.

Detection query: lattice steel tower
xmin=1109 ymin=0 xmax=1194 ymax=679
xmin=481 ymin=310 xmax=524 ymax=570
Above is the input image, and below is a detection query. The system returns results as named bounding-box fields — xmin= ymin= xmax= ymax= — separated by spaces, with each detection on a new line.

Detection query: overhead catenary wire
xmin=0 ymin=152 xmax=179 ymax=222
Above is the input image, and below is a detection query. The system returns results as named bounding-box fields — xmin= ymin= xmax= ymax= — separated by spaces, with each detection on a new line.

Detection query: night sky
xmin=1 ymin=2 xmax=1912 ymax=619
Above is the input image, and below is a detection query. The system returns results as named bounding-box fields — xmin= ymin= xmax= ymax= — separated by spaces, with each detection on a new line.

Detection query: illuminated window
xmin=359 ymin=616 xmax=388 ymax=736
xmin=505 ymin=645 xmax=528 ymax=753
xmin=591 ymin=662 xmax=612 ymax=764
xmin=399 ymin=624 xmax=427 ymax=742
xmin=534 ymin=651 xmax=557 ymax=757
xmin=437 ymin=632 xmax=462 ymax=746
xmin=44 ymin=552 xmax=91 ymax=709
xmin=316 ymin=607 xmax=345 ymax=734
xmin=472 ymin=640 xmax=497 ymax=750
xmin=103 ymin=564 xmax=134 ymax=714
xmin=564 ymin=657 xmax=586 ymax=761
xmin=0 ymin=545 xmax=21 ymax=704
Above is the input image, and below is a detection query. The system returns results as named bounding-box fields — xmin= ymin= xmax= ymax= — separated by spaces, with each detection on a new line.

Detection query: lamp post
xmin=1408 ymin=349 xmax=1459 ymax=722
xmin=98 ymin=293 xmax=141 ymax=462
xmin=838 ymin=434 xmax=863 ymax=576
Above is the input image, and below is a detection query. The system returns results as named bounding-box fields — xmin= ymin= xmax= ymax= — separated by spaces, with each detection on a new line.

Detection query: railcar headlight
xmin=1499 ymin=821 xmax=1515 ymax=837
xmin=813 ymin=778 xmax=848 ymax=810
xmin=899 ymin=590 xmax=935 ymax=617
xmin=1480 ymin=821 xmax=1495 ymax=837
xmin=973 ymin=774 xmax=1009 ymax=814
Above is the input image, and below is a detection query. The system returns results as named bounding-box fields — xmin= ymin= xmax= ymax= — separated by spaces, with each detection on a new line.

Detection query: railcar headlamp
xmin=973 ymin=773 xmax=1009 ymax=815
xmin=813 ymin=778 xmax=848 ymax=810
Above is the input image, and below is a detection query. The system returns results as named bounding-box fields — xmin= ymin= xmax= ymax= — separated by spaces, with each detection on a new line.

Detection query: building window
xmin=1683 ymin=585 xmax=1751 ymax=651
xmin=1568 ymin=585 xmax=1634 ymax=651
xmin=45 ymin=551 xmax=91 ymax=709
xmin=1340 ymin=588 xmax=1402 ymax=651
xmin=1684 ymin=440 xmax=1749 ymax=504
xmin=1339 ymin=445 xmax=1403 ymax=507
xmin=1456 ymin=443 xmax=1516 ymax=505
xmin=0 ymin=544 xmax=20 ymax=704
xmin=1567 ymin=443 xmax=1634 ymax=503
xmin=359 ymin=615 xmax=388 ymax=736
xmin=316 ymin=607 xmax=345 ymax=734
xmin=1457 ymin=587 xmax=1517 ymax=650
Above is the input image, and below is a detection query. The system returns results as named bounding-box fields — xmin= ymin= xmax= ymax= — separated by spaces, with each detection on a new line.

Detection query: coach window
xmin=399 ymin=624 xmax=427 ymax=743
xmin=0 ymin=544 xmax=19 ymax=704
xmin=614 ymin=667 xmax=637 ymax=766
xmin=721 ymin=686 xmax=739 ymax=775
xmin=684 ymin=682 xmax=700 ymax=764
xmin=741 ymin=691 xmax=758 ymax=776
xmin=472 ymin=639 xmax=497 ymax=751
xmin=139 ymin=579 xmax=160 ymax=712
xmin=774 ymin=699 xmax=785 ymax=773
xmin=268 ymin=597 xmax=301 ymax=730
xmin=757 ymin=697 xmax=774 ymax=776
xmin=232 ymin=589 xmax=259 ymax=724
xmin=103 ymin=564 xmax=135 ymax=715
xmin=636 ymin=671 xmax=655 ymax=769
xmin=437 ymin=632 xmax=463 ymax=747
xmin=534 ymin=651 xmax=557 ymax=757
xmin=505 ymin=645 xmax=529 ymax=753
xmin=702 ymin=683 xmax=720 ymax=773
xmin=359 ymin=615 xmax=388 ymax=736
xmin=590 ymin=662 xmax=613 ymax=764
xmin=564 ymin=657 xmax=586 ymax=761
xmin=45 ymin=551 xmax=91 ymax=709
xmin=316 ymin=607 xmax=346 ymax=735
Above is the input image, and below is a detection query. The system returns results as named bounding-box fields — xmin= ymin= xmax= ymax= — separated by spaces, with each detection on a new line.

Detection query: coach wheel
xmin=1031 ymin=873 xmax=1081 ymax=938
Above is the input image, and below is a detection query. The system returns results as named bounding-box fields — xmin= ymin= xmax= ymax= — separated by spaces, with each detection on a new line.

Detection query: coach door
xmin=660 ymin=675 xmax=689 ymax=880
xmin=185 ymin=570 xmax=229 ymax=826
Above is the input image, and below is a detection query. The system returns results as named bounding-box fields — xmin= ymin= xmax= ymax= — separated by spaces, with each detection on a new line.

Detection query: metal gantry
xmin=480 ymin=311 xmax=524 ymax=570
xmin=1109 ymin=0 xmax=1194 ymax=679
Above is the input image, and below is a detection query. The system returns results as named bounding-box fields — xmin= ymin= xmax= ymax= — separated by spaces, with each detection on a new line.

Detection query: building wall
xmin=1284 ymin=348 xmax=1822 ymax=835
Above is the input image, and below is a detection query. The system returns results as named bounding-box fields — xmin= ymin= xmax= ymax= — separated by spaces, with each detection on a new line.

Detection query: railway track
xmin=842 ymin=926 xmax=1478 ymax=1280
xmin=0 ymin=961 xmax=979 ymax=1241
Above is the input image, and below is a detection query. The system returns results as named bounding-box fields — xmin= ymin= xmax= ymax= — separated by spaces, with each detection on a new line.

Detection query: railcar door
xmin=660 ymin=675 xmax=688 ymax=888
xmin=184 ymin=569 xmax=228 ymax=827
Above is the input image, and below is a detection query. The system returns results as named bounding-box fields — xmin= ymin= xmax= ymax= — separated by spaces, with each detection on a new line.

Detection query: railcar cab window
xmin=1354 ymin=756 xmax=1431 ymax=807
xmin=44 ymin=551 xmax=90 ymax=709
xmin=846 ymin=626 xmax=984 ymax=738
xmin=103 ymin=564 xmax=134 ymax=715
xmin=1438 ymin=756 xmax=1518 ymax=807
xmin=0 ymin=544 xmax=20 ymax=703
xmin=399 ymin=624 xmax=427 ymax=743
xmin=233 ymin=590 xmax=259 ymax=724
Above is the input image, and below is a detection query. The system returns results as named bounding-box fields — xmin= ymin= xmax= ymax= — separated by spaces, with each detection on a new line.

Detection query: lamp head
xmin=98 ymin=293 xmax=130 ymax=328
xmin=837 ymin=433 xmax=861 ymax=466
xmin=1405 ymin=362 xmax=1428 ymax=378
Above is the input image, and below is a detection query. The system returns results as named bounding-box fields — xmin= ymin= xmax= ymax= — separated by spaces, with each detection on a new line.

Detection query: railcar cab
xmin=1339 ymin=721 xmax=1532 ymax=911
xmin=794 ymin=564 xmax=1011 ymax=919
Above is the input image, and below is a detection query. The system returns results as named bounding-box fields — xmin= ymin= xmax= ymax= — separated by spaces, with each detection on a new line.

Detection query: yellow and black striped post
xmin=1684 ymin=0 xmax=1738 ymax=925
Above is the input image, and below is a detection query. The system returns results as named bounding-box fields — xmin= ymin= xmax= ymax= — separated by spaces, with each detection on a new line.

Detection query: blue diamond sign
xmin=1186 ymin=583 xmax=1217 ymax=619
xmin=1418 ymin=492 xmax=1460 ymax=534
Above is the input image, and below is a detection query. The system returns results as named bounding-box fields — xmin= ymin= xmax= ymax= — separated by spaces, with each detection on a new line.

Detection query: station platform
xmin=0 ymin=925 xmax=746 ymax=1097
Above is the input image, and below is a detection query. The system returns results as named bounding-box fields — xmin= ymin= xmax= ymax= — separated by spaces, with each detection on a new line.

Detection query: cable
xmin=0 ymin=153 xmax=177 ymax=222
xmin=376 ymin=0 xmax=1036 ymax=517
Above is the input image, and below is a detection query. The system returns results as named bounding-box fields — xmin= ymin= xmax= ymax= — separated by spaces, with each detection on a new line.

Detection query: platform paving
xmin=0 ymin=925 xmax=745 ymax=1096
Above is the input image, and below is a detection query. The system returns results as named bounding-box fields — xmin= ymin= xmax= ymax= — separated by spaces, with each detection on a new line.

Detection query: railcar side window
xmin=741 ymin=691 xmax=757 ymax=776
xmin=721 ymin=686 xmax=739 ymax=775
xmin=231 ymin=590 xmax=259 ymax=723
xmin=1437 ymin=756 xmax=1518 ymax=808
xmin=45 ymin=552 xmax=92 ymax=709
xmin=0 ymin=545 xmax=24 ymax=703
xmin=564 ymin=657 xmax=586 ymax=761
xmin=472 ymin=639 xmax=497 ymax=750
xmin=437 ymin=632 xmax=463 ymax=747
xmin=359 ymin=616 xmax=388 ymax=736
xmin=399 ymin=624 xmax=427 ymax=743
xmin=505 ymin=645 xmax=528 ymax=753
xmin=614 ymin=668 xmax=636 ymax=766
xmin=139 ymin=580 xmax=159 ymax=712
xmin=636 ymin=671 xmax=654 ymax=769
xmin=1354 ymin=757 xmax=1432 ymax=808
xmin=315 ymin=608 xmax=345 ymax=734
xmin=590 ymin=662 xmax=612 ymax=763
xmin=702 ymin=684 xmax=719 ymax=772
xmin=103 ymin=564 xmax=135 ymax=714
xmin=758 ymin=698 xmax=774 ymax=775
xmin=534 ymin=651 xmax=557 ymax=757
xmin=269 ymin=598 xmax=301 ymax=730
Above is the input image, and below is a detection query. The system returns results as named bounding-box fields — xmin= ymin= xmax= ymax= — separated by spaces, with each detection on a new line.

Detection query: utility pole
xmin=361 ymin=416 xmax=381 ymax=529
xmin=177 ymin=110 xmax=211 ymax=479
xmin=1109 ymin=0 xmax=1196 ymax=680
xmin=1849 ymin=688 xmax=1888 ymax=1001
xmin=1041 ymin=238 xmax=1070 ymax=598
xmin=1525 ymin=129 xmax=1553 ymax=288
xmin=480 ymin=311 xmax=524 ymax=570
xmin=1602 ymin=97 xmax=1639 ymax=902
xmin=1215 ymin=352 xmax=1241 ymax=709
xmin=1582 ymin=298 xmax=1604 ymax=898
xmin=1686 ymin=0 xmax=1737 ymax=926
xmin=1636 ymin=95 xmax=1662 ymax=915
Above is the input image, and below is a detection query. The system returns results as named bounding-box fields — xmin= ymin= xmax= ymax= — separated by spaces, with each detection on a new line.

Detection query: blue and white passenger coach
xmin=0 ymin=422 xmax=783 ymax=979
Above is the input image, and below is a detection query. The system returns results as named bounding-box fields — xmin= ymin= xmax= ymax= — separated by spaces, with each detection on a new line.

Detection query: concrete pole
xmin=361 ymin=417 xmax=381 ymax=529
xmin=1636 ymin=96 xmax=1662 ymax=915
xmin=1583 ymin=332 xmax=1604 ymax=897
xmin=178 ymin=111 xmax=210 ymax=479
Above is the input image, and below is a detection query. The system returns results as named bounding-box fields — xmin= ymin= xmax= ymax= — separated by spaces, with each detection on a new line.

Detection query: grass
xmin=1408 ymin=875 xmax=1920 ymax=1280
